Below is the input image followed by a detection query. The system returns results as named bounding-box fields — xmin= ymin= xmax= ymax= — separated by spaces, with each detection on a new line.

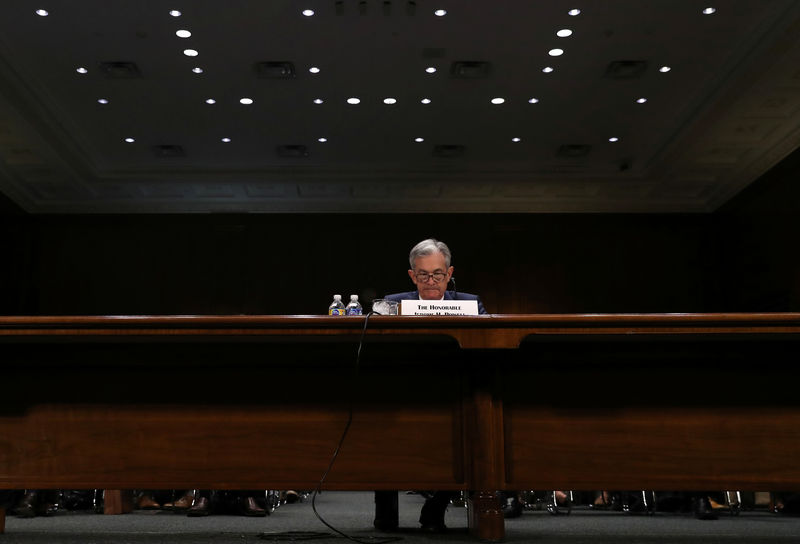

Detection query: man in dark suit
xmin=383 ymin=238 xmax=487 ymax=316
xmin=375 ymin=239 xmax=487 ymax=533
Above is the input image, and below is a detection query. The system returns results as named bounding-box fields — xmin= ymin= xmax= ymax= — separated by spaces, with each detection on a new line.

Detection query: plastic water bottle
xmin=328 ymin=294 xmax=345 ymax=315
xmin=345 ymin=294 xmax=363 ymax=315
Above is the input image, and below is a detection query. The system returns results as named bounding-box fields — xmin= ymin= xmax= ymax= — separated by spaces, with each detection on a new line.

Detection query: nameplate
xmin=400 ymin=300 xmax=479 ymax=316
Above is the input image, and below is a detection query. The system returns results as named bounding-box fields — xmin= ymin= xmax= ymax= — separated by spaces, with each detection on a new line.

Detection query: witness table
xmin=2 ymin=314 xmax=800 ymax=540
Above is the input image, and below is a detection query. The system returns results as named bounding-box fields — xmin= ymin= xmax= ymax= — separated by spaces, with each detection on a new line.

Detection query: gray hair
xmin=409 ymin=238 xmax=451 ymax=269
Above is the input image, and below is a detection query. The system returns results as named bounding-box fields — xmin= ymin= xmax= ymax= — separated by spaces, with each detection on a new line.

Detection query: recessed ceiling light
xmin=221 ymin=137 xmax=231 ymax=143
xmin=318 ymin=137 xmax=328 ymax=143
xmin=702 ymin=7 xmax=716 ymax=15
xmin=124 ymin=137 xmax=135 ymax=143
xmin=302 ymin=9 xmax=315 ymax=16
xmin=97 ymin=98 xmax=109 ymax=104
xmin=557 ymin=29 xmax=573 ymax=37
xmin=240 ymin=97 xmax=254 ymax=105
xmin=183 ymin=49 xmax=199 ymax=57
xmin=434 ymin=9 xmax=447 ymax=16
xmin=415 ymin=137 xmax=424 ymax=143
xmin=176 ymin=29 xmax=191 ymax=38
xmin=425 ymin=66 xmax=437 ymax=74
xmin=491 ymin=97 xmax=505 ymax=105
xmin=659 ymin=66 xmax=671 ymax=73
xmin=421 ymin=98 xmax=431 ymax=104
xmin=512 ymin=137 xmax=521 ymax=142
xmin=549 ymin=48 xmax=564 ymax=56
xmin=35 ymin=9 xmax=49 ymax=16
xmin=542 ymin=66 xmax=554 ymax=73
xmin=205 ymin=98 xmax=216 ymax=104
xmin=347 ymin=97 xmax=361 ymax=104
xmin=609 ymin=137 xmax=619 ymax=142
xmin=313 ymin=98 xmax=324 ymax=104
xmin=192 ymin=67 xmax=204 ymax=74
xmin=169 ymin=10 xmax=182 ymax=17
xmin=568 ymin=8 xmax=581 ymax=16
xmin=636 ymin=97 xmax=648 ymax=103
xmin=383 ymin=98 xmax=397 ymax=105
xmin=528 ymin=97 xmax=540 ymax=104
xmin=76 ymin=67 xmax=88 ymax=74
xmin=309 ymin=66 xmax=320 ymax=74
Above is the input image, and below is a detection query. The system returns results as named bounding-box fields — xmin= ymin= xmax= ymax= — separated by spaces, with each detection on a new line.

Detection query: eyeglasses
xmin=414 ymin=270 xmax=447 ymax=283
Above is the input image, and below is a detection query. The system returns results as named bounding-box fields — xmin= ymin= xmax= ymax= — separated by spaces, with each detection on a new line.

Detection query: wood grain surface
xmin=3 ymin=313 xmax=800 ymax=540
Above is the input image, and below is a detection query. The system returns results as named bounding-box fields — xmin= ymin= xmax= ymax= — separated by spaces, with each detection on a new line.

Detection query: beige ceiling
xmin=1 ymin=0 xmax=799 ymax=213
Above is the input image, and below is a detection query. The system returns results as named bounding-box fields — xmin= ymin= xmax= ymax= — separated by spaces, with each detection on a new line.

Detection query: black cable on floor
xmin=308 ymin=312 xmax=402 ymax=544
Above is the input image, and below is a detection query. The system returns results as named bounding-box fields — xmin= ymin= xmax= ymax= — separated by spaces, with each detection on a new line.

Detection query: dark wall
xmin=0 ymin=189 xmax=24 ymax=217
xmin=5 ymin=213 xmax=717 ymax=315
xmin=713 ymin=146 xmax=800 ymax=311
xmin=0 ymin=191 xmax=30 ymax=314
xmin=5 ymin=140 xmax=800 ymax=317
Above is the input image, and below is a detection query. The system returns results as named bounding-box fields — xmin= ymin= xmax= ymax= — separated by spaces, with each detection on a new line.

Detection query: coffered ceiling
xmin=1 ymin=0 xmax=799 ymax=213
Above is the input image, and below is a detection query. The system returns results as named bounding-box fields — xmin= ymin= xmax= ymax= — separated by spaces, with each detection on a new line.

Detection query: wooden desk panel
xmin=504 ymin=407 xmax=800 ymax=490
xmin=0 ymin=404 xmax=464 ymax=490
xmin=3 ymin=314 xmax=800 ymax=541
xmin=502 ymin=335 xmax=800 ymax=491
xmin=0 ymin=340 xmax=467 ymax=490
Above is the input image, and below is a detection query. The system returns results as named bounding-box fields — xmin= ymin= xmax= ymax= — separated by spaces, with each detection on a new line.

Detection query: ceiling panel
xmin=0 ymin=0 xmax=799 ymax=213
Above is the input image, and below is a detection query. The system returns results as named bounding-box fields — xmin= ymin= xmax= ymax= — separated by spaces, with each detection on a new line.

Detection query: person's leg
xmin=13 ymin=490 xmax=38 ymax=518
xmin=499 ymin=491 xmax=522 ymax=518
xmin=37 ymin=490 xmax=59 ymax=516
xmin=239 ymin=491 xmax=267 ymax=517
xmin=166 ymin=490 xmax=195 ymax=511
xmin=689 ymin=492 xmax=719 ymax=520
xmin=419 ymin=491 xmax=457 ymax=531
xmin=137 ymin=490 xmax=161 ymax=510
xmin=374 ymin=491 xmax=399 ymax=531
xmin=187 ymin=490 xmax=211 ymax=516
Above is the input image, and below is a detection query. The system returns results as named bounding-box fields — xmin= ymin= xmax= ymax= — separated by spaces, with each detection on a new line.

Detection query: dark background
xmin=1 ymin=147 xmax=799 ymax=316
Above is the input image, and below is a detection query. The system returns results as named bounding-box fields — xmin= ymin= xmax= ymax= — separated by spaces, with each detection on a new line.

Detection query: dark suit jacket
xmin=384 ymin=290 xmax=488 ymax=315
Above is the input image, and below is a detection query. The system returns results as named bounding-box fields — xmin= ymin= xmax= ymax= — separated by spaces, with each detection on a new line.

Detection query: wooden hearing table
xmin=2 ymin=313 xmax=800 ymax=540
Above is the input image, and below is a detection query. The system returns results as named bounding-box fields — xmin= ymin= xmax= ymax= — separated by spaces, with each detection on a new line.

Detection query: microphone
xmin=450 ymin=277 xmax=457 ymax=299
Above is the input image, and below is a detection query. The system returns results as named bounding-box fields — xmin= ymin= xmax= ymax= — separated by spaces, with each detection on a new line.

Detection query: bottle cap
xmin=333 ymin=294 xmax=342 ymax=300
xmin=350 ymin=294 xmax=358 ymax=300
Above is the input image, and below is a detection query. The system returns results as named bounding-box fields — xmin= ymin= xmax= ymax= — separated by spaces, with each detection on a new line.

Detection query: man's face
xmin=408 ymin=251 xmax=454 ymax=300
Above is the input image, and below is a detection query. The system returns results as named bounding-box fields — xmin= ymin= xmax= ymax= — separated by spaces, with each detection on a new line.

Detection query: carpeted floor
xmin=3 ymin=491 xmax=800 ymax=543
